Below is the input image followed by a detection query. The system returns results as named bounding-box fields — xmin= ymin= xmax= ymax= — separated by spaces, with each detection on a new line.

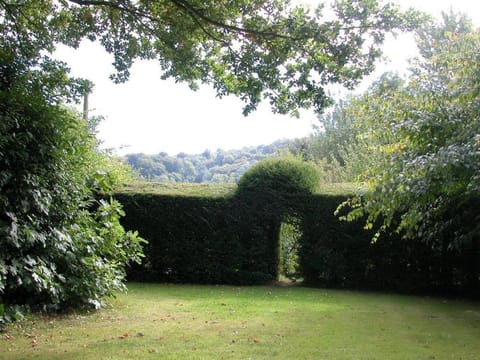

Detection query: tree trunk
xmin=83 ymin=92 xmax=89 ymax=121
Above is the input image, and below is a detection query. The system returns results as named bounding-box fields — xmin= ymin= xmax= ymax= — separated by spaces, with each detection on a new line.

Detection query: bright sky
xmin=54 ymin=0 xmax=480 ymax=155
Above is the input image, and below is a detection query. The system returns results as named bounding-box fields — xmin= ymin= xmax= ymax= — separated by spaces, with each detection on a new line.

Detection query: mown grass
xmin=1 ymin=283 xmax=479 ymax=359
xmin=117 ymin=182 xmax=237 ymax=198
xmin=117 ymin=181 xmax=360 ymax=198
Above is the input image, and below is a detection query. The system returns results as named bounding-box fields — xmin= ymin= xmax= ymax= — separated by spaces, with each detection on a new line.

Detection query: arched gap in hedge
xmin=278 ymin=216 xmax=303 ymax=281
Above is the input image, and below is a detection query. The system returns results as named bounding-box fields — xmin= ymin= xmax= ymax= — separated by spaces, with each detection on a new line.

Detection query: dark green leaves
xmin=0 ymin=49 xmax=145 ymax=318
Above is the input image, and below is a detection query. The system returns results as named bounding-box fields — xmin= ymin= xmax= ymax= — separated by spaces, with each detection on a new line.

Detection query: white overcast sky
xmin=54 ymin=0 xmax=480 ymax=155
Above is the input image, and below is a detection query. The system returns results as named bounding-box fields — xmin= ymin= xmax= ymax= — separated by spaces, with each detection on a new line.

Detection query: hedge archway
xmin=234 ymin=157 xmax=320 ymax=280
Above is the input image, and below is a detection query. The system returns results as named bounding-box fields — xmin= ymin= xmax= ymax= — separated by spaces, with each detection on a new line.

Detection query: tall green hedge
xmin=115 ymin=193 xmax=277 ymax=284
xmin=298 ymin=194 xmax=476 ymax=296
xmin=116 ymin=183 xmax=478 ymax=296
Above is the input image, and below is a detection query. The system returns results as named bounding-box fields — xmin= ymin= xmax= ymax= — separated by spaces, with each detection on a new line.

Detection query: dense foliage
xmin=0 ymin=0 xmax=422 ymax=115
xmin=0 ymin=48 xmax=144 ymax=324
xmin=284 ymin=15 xmax=480 ymax=295
xmin=334 ymin=14 xmax=480 ymax=293
xmin=125 ymin=140 xmax=290 ymax=183
xmin=287 ymin=72 xmax=406 ymax=182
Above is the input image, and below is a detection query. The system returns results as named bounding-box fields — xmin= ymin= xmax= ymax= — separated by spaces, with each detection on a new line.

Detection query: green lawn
xmin=1 ymin=283 xmax=479 ymax=359
xmin=116 ymin=181 xmax=360 ymax=197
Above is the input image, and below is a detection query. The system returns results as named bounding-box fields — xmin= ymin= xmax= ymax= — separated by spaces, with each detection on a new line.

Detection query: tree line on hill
xmin=124 ymin=140 xmax=292 ymax=183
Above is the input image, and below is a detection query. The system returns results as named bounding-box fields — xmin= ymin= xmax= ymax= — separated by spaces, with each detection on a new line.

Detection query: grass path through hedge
xmin=1 ymin=283 xmax=479 ymax=359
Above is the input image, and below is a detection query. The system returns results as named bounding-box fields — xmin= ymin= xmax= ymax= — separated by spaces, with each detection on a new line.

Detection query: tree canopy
xmin=1 ymin=0 xmax=423 ymax=115
xmin=336 ymin=13 xmax=479 ymax=259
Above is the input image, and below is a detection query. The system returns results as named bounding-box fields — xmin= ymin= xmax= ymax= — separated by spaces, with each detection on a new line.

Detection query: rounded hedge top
xmin=236 ymin=157 xmax=320 ymax=195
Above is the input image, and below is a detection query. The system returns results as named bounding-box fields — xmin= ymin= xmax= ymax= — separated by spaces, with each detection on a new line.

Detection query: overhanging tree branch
xmin=64 ymin=0 xmax=409 ymax=48
xmin=169 ymin=0 xmax=291 ymax=40
xmin=66 ymin=0 xmax=294 ymax=42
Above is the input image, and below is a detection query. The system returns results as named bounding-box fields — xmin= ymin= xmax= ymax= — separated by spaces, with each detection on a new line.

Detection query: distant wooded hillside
xmin=124 ymin=139 xmax=292 ymax=183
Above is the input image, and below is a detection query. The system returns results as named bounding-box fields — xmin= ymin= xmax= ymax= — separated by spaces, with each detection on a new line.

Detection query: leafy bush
xmin=335 ymin=16 xmax=480 ymax=294
xmin=0 ymin=53 xmax=144 ymax=321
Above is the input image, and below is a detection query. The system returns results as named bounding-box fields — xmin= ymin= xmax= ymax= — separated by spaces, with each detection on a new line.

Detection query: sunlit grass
xmin=117 ymin=182 xmax=237 ymax=198
xmin=117 ymin=181 xmax=360 ymax=198
xmin=1 ymin=283 xmax=479 ymax=359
